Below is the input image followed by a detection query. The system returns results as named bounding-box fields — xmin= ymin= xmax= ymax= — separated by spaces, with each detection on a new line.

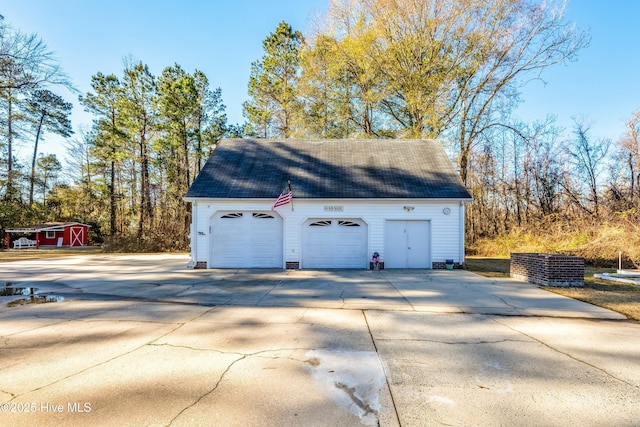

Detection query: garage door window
xmin=210 ymin=211 xmax=283 ymax=268
xmin=253 ymin=213 xmax=275 ymax=219
xmin=302 ymin=218 xmax=367 ymax=268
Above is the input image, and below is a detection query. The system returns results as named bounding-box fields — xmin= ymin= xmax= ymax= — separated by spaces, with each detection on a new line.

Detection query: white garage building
xmin=184 ymin=139 xmax=472 ymax=269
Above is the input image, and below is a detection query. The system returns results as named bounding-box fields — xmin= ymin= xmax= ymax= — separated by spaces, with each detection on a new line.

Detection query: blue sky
xmin=517 ymin=1 xmax=640 ymax=140
xmin=2 ymin=0 xmax=639 ymax=163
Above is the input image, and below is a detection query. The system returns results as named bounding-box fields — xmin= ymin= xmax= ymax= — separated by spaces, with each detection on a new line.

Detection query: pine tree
xmin=23 ymin=89 xmax=73 ymax=204
xmin=243 ymin=22 xmax=304 ymax=138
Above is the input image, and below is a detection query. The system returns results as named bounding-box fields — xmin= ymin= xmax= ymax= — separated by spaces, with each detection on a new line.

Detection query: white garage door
xmin=385 ymin=220 xmax=431 ymax=268
xmin=302 ymin=219 xmax=368 ymax=268
xmin=210 ymin=212 xmax=283 ymax=268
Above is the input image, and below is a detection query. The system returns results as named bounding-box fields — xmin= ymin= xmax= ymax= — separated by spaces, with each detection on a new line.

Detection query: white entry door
xmin=210 ymin=212 xmax=283 ymax=268
xmin=385 ymin=220 xmax=430 ymax=268
xmin=302 ymin=219 xmax=368 ymax=268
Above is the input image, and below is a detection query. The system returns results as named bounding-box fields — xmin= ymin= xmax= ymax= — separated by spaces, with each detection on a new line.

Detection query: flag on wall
xmin=271 ymin=181 xmax=293 ymax=210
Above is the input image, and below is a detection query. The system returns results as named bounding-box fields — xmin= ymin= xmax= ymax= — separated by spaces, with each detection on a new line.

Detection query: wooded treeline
xmin=1 ymin=1 xmax=639 ymax=261
xmin=1 ymin=14 xmax=73 ymax=237
xmin=69 ymin=62 xmax=232 ymax=249
xmin=1 ymin=13 xmax=237 ymax=249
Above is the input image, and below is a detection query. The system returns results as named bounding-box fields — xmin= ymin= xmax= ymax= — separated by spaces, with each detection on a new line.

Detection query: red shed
xmin=5 ymin=222 xmax=90 ymax=249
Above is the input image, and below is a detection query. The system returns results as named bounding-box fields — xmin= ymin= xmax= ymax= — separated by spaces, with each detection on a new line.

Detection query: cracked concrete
xmin=1 ymin=254 xmax=639 ymax=426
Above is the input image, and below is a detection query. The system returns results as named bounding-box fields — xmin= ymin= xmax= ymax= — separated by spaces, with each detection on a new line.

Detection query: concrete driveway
xmin=1 ymin=254 xmax=638 ymax=426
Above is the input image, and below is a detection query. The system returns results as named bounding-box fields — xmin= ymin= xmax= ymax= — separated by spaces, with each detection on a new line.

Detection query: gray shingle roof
xmin=185 ymin=139 xmax=472 ymax=199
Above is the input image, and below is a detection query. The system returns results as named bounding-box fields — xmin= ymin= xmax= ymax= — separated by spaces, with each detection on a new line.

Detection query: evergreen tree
xmin=79 ymin=73 xmax=127 ymax=236
xmin=36 ymin=153 xmax=61 ymax=204
xmin=243 ymin=21 xmax=304 ymax=138
xmin=0 ymin=16 xmax=72 ymax=200
xmin=23 ymin=89 xmax=73 ymax=204
xmin=120 ymin=61 xmax=156 ymax=239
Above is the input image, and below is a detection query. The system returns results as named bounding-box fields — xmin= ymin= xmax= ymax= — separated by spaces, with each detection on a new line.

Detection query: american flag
xmin=271 ymin=188 xmax=293 ymax=210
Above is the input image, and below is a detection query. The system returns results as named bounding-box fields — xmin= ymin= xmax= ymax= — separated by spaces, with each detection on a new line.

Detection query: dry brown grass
xmin=544 ymin=278 xmax=640 ymax=321
xmin=468 ymin=220 xmax=640 ymax=268
xmin=0 ymin=248 xmax=189 ymax=262
xmin=464 ymin=256 xmax=510 ymax=277
xmin=465 ymin=256 xmax=640 ymax=321
xmin=0 ymin=247 xmax=102 ymax=262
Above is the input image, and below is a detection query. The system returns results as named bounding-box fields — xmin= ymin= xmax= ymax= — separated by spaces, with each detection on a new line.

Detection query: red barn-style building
xmin=5 ymin=222 xmax=90 ymax=249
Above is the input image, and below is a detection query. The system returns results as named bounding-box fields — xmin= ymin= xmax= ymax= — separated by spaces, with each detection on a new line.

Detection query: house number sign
xmin=324 ymin=205 xmax=344 ymax=212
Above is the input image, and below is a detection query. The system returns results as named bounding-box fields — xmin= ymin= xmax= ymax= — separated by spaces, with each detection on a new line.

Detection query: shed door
xmin=385 ymin=220 xmax=430 ymax=268
xmin=210 ymin=212 xmax=283 ymax=268
xmin=302 ymin=219 xmax=367 ymax=268
xmin=69 ymin=226 xmax=85 ymax=247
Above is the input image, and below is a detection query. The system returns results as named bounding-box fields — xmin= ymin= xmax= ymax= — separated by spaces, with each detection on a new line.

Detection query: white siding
xmin=189 ymin=199 xmax=465 ymax=268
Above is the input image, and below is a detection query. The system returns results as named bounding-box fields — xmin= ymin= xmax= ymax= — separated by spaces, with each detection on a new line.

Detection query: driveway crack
xmin=493 ymin=295 xmax=519 ymax=311
xmin=494 ymin=319 xmax=638 ymax=388
xmin=255 ymin=271 xmax=289 ymax=306
xmin=0 ymin=389 xmax=16 ymax=398
xmin=379 ymin=271 xmax=415 ymax=311
xmin=167 ymin=348 xmax=313 ymax=426
xmin=5 ymin=307 xmax=218 ymax=401
xmin=363 ymin=311 xmax=401 ymax=426
xmin=148 ymin=342 xmax=244 ymax=355
xmin=2 ymin=318 xmax=90 ymax=337
xmin=375 ymin=337 xmax=531 ymax=345
xmin=167 ymin=353 xmax=247 ymax=426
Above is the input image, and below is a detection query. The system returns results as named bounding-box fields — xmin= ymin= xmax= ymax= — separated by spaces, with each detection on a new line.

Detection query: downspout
xmin=191 ymin=201 xmax=198 ymax=267
xmin=459 ymin=201 xmax=466 ymax=265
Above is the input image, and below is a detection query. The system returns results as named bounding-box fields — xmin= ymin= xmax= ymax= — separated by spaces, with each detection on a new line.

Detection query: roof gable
xmin=186 ymin=139 xmax=471 ymax=200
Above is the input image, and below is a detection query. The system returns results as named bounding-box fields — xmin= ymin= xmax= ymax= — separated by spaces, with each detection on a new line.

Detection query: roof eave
xmin=184 ymin=197 xmax=473 ymax=203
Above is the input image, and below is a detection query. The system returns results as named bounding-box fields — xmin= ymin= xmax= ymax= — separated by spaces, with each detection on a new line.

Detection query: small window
xmin=46 ymin=231 xmax=56 ymax=239
xmin=253 ymin=213 xmax=275 ymax=219
xmin=309 ymin=220 xmax=332 ymax=227
xmin=220 ymin=213 xmax=243 ymax=219
xmin=339 ymin=221 xmax=360 ymax=227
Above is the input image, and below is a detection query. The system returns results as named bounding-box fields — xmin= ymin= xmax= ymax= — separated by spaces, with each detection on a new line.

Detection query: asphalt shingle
xmin=185 ymin=139 xmax=472 ymax=199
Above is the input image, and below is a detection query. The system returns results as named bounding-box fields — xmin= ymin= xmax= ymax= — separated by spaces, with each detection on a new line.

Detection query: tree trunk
xmin=183 ymin=121 xmax=191 ymax=188
xmin=30 ymin=113 xmax=46 ymax=204
xmin=138 ymin=129 xmax=152 ymax=240
xmin=6 ymin=96 xmax=15 ymax=200
xmin=458 ymin=147 xmax=469 ymax=186
xmin=110 ymin=157 xmax=117 ymax=236
xmin=457 ymin=109 xmax=470 ymax=185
